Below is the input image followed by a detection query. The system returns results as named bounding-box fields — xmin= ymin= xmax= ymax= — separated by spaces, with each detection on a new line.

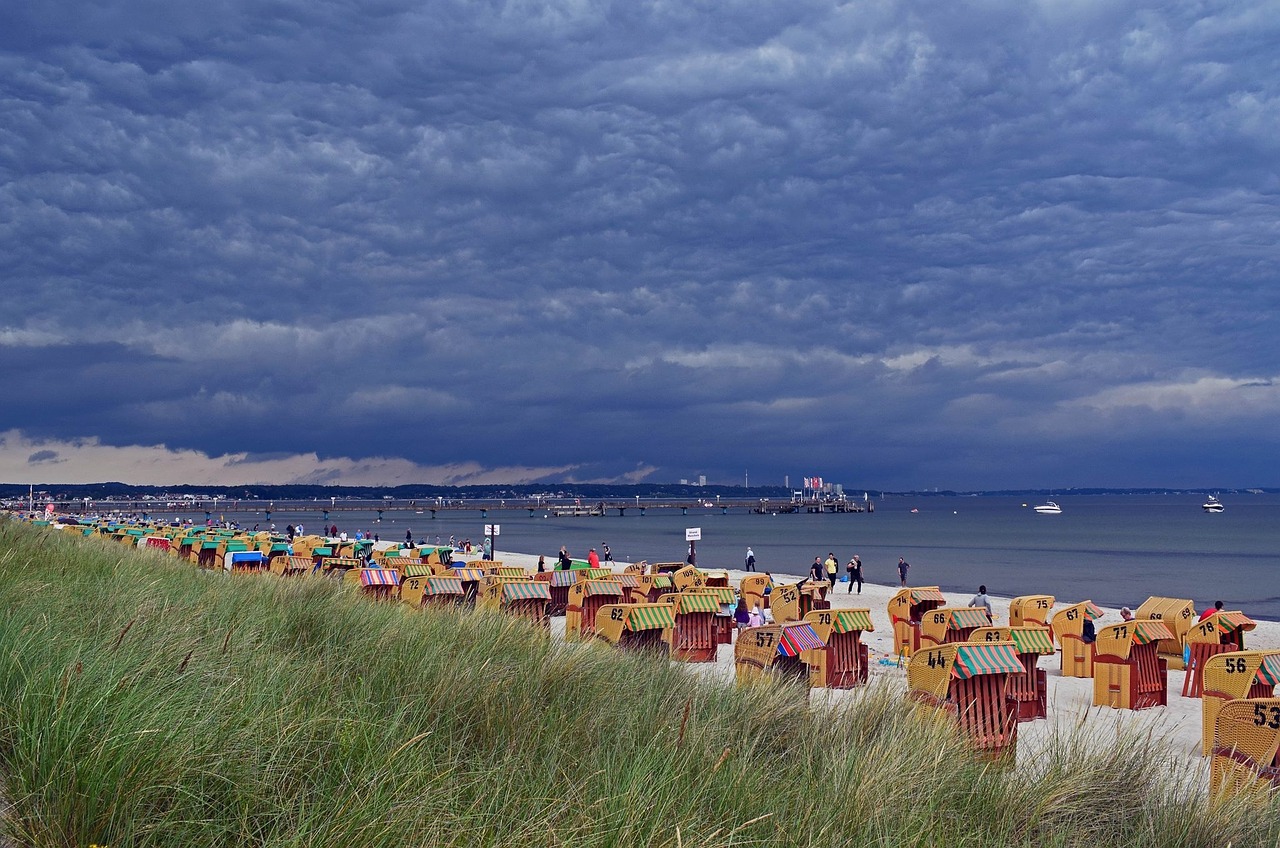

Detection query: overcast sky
xmin=3 ymin=0 xmax=1279 ymax=490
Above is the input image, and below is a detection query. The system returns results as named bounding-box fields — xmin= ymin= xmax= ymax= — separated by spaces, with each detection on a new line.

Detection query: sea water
xmin=184 ymin=493 xmax=1280 ymax=620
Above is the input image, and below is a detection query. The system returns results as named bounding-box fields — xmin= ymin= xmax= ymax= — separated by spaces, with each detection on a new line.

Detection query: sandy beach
xmin=457 ymin=548 xmax=1280 ymax=779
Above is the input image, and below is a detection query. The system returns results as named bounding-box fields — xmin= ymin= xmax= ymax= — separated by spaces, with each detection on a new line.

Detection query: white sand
xmin=462 ymin=550 xmax=1280 ymax=777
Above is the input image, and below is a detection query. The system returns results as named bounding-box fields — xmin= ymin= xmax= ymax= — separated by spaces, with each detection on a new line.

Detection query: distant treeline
xmin=2 ymin=481 xmax=1272 ymax=502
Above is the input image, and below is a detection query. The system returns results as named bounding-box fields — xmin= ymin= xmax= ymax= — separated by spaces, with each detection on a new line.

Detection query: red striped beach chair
xmin=908 ymin=641 xmax=1023 ymax=759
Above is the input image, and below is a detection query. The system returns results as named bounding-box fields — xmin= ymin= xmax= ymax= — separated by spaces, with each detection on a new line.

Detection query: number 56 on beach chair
xmin=1200 ymin=651 xmax=1280 ymax=756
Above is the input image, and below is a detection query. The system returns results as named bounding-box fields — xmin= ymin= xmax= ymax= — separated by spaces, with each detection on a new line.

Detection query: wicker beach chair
xmin=1050 ymin=600 xmax=1104 ymax=678
xmin=1209 ymin=697 xmax=1280 ymax=800
xmin=667 ymin=592 xmax=722 ymax=662
xmin=271 ymin=555 xmax=313 ymax=577
xmin=907 ymin=641 xmax=1023 ymax=759
xmin=1135 ymin=597 xmax=1197 ymax=670
xmin=919 ymin=607 xmax=992 ymax=649
xmin=593 ymin=602 xmax=675 ymax=655
xmin=565 ymin=579 xmax=626 ymax=641
xmin=734 ymin=621 xmax=825 ymax=691
xmin=1008 ymin=595 xmax=1055 ymax=627
xmin=343 ymin=567 xmax=401 ymax=601
xmin=479 ymin=577 xmax=552 ymax=627
xmin=1092 ymin=619 xmax=1173 ymax=710
xmin=972 ymin=625 xmax=1055 ymax=721
xmin=888 ymin=586 xmax=947 ymax=658
xmin=1183 ymin=610 xmax=1257 ymax=698
xmin=1200 ymin=651 xmax=1280 ymax=756
xmin=803 ymin=609 xmax=873 ymax=689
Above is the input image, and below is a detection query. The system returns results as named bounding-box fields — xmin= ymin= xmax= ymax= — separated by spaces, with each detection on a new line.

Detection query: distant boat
xmin=1034 ymin=501 xmax=1062 ymax=515
xmin=1202 ymin=496 xmax=1225 ymax=513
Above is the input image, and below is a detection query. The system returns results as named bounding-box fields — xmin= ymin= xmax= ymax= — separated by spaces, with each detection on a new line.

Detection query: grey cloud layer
xmin=2 ymin=0 xmax=1278 ymax=487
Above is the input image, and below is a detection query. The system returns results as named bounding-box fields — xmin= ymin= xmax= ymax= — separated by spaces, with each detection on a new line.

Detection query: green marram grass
xmin=0 ymin=519 xmax=1276 ymax=847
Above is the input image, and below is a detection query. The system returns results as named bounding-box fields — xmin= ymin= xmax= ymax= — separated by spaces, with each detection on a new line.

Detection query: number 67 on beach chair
xmin=1050 ymin=600 xmax=1104 ymax=678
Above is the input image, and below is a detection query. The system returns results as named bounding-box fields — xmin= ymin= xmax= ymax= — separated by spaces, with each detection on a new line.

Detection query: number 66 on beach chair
xmin=907 ymin=642 xmax=1023 ymax=759
xmin=887 ymin=587 xmax=947 ymax=658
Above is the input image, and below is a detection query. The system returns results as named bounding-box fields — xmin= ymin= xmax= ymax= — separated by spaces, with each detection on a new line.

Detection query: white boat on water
xmin=1033 ymin=501 xmax=1062 ymax=514
xmin=1202 ymin=496 xmax=1225 ymax=513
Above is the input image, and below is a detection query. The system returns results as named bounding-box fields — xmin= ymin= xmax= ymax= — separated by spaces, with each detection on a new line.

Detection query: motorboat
xmin=1202 ymin=496 xmax=1225 ymax=513
xmin=1033 ymin=501 xmax=1062 ymax=514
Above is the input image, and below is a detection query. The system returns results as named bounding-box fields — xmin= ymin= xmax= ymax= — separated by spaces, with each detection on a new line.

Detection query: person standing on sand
xmin=810 ymin=557 xmax=825 ymax=583
xmin=602 ymin=542 xmax=613 ymax=564
xmin=745 ymin=547 xmax=756 ymax=572
xmin=537 ymin=555 xmax=546 ymax=573
xmin=847 ymin=555 xmax=863 ymax=594
xmin=825 ymin=552 xmax=839 ymax=585
xmin=968 ymin=585 xmax=993 ymax=621
xmin=587 ymin=547 xmax=600 ymax=569
xmin=897 ymin=557 xmax=910 ymax=586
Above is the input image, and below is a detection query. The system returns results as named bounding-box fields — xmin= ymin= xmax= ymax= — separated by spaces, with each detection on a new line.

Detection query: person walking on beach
xmin=602 ymin=542 xmax=613 ymax=564
xmin=968 ymin=585 xmax=993 ymax=622
xmin=745 ymin=547 xmax=756 ymax=572
xmin=897 ymin=557 xmax=910 ymax=586
xmin=824 ymin=552 xmax=839 ymax=585
xmin=847 ymin=555 xmax=863 ymax=594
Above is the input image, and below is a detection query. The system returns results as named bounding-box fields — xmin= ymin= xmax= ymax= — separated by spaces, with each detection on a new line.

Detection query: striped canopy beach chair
xmin=734 ymin=621 xmax=826 ymax=690
xmin=803 ymin=609 xmax=873 ymax=689
xmin=1183 ymin=610 xmax=1258 ymax=698
xmin=668 ymin=592 xmax=723 ymax=663
xmin=908 ymin=641 xmax=1024 ymax=758
xmin=972 ymin=625 xmax=1055 ymax=721
xmin=1092 ymin=619 xmax=1173 ymax=710
xmin=919 ymin=607 xmax=991 ymax=648
xmin=594 ymin=602 xmax=676 ymax=654
xmin=888 ymin=586 xmax=947 ymax=658
xmin=1051 ymin=600 xmax=1104 ymax=678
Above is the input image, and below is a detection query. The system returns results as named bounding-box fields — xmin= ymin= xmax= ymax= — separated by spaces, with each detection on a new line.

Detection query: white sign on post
xmin=484 ymin=524 xmax=502 ymax=536
xmin=685 ymin=527 xmax=701 ymax=541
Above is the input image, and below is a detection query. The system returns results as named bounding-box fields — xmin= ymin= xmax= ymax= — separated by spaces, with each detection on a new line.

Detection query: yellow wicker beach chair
xmin=1209 ymin=697 xmax=1280 ymax=800
xmin=771 ymin=580 xmax=831 ymax=624
xmin=733 ymin=621 xmax=825 ymax=691
xmin=666 ymin=592 xmax=722 ymax=662
xmin=919 ymin=607 xmax=992 ymax=649
xmin=630 ymin=572 xmax=675 ymax=603
xmin=271 ymin=555 xmax=313 ymax=577
xmin=1200 ymin=651 xmax=1280 ymax=756
xmin=401 ymin=573 xmax=465 ymax=609
xmin=1183 ymin=610 xmax=1258 ymax=697
xmin=534 ymin=570 xmax=577 ymax=616
xmin=888 ymin=586 xmax=947 ymax=658
xmin=907 ymin=641 xmax=1023 ymax=758
xmin=565 ymin=579 xmax=626 ymax=641
xmin=1135 ymin=597 xmax=1197 ymax=670
xmin=1008 ymin=595 xmax=1055 ymax=627
xmin=971 ymin=625 xmax=1055 ymax=721
xmin=478 ymin=577 xmax=552 ymax=627
xmin=342 ymin=567 xmax=401 ymax=601
xmin=803 ymin=609 xmax=873 ymax=689
xmin=1092 ymin=619 xmax=1173 ymax=710
xmin=740 ymin=573 xmax=773 ymax=611
xmin=671 ymin=565 xmax=708 ymax=592
xmin=651 ymin=561 xmax=685 ymax=574
xmin=1050 ymin=600 xmax=1104 ymax=678
xmin=594 ymin=602 xmax=675 ymax=654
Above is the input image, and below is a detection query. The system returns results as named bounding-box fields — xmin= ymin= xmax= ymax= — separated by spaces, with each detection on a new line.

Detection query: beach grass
xmin=0 ymin=518 xmax=1277 ymax=847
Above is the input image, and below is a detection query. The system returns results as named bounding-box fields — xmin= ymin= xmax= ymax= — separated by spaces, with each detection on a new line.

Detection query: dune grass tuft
xmin=0 ymin=519 xmax=1277 ymax=846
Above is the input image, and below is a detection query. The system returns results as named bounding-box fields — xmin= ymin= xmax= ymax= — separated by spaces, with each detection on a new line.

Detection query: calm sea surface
xmin=179 ymin=494 xmax=1280 ymax=620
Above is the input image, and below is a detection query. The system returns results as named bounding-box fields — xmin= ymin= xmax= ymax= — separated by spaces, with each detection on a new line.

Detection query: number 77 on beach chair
xmin=1092 ymin=620 xmax=1173 ymax=710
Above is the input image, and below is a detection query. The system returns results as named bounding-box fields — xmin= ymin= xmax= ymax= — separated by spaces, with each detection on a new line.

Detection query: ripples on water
xmin=168 ymin=494 xmax=1280 ymax=620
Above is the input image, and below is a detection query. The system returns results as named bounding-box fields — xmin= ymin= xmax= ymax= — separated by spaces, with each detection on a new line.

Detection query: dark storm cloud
xmin=3 ymin=0 xmax=1279 ymax=487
